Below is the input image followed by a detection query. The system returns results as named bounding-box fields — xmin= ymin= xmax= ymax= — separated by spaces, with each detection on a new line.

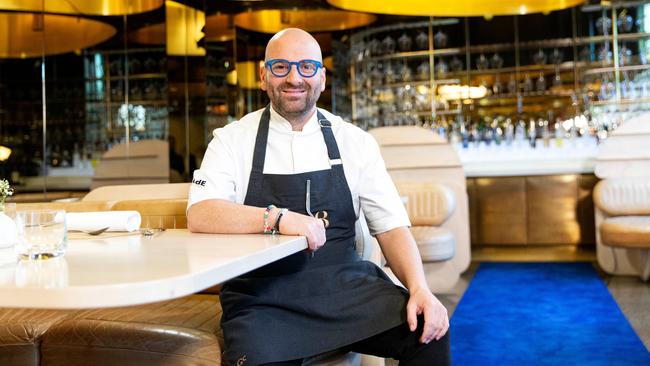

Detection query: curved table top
xmin=0 ymin=229 xmax=307 ymax=309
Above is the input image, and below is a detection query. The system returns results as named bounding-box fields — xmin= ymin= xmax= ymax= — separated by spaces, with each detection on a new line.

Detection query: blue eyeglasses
xmin=265 ymin=59 xmax=323 ymax=78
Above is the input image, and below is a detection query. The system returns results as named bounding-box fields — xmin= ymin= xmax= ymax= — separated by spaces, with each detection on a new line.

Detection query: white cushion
xmin=410 ymin=226 xmax=455 ymax=261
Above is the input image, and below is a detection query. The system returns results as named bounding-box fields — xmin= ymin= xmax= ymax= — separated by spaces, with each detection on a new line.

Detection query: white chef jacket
xmin=188 ymin=105 xmax=410 ymax=236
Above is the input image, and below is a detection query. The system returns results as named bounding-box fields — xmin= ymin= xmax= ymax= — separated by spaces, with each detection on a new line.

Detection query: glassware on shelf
xmin=433 ymin=30 xmax=448 ymax=49
xmin=450 ymin=56 xmax=464 ymax=72
xmin=435 ymin=59 xmax=449 ymax=78
xmin=414 ymin=86 xmax=430 ymax=111
xmin=532 ymin=49 xmax=547 ymax=65
xmin=128 ymin=58 xmax=141 ymax=75
xmin=617 ymin=10 xmax=634 ymax=33
xmin=416 ymin=30 xmax=428 ymax=50
xmin=130 ymin=82 xmax=143 ymax=100
xmin=504 ymin=118 xmax=514 ymax=146
xmin=554 ymin=119 xmax=565 ymax=148
xmin=553 ymin=69 xmax=562 ymax=88
xmin=540 ymin=119 xmax=551 ymax=147
xmin=596 ymin=15 xmax=612 ymax=35
xmin=417 ymin=61 xmax=431 ymax=80
xmin=398 ymin=33 xmax=412 ymax=52
xmin=507 ymin=75 xmax=517 ymax=94
xmin=597 ymin=44 xmax=613 ymax=64
xmin=579 ymin=47 xmax=591 ymax=63
xmin=536 ymin=72 xmax=546 ymax=92
xmin=528 ymin=119 xmax=537 ymax=148
xmin=550 ymin=48 xmax=563 ymax=65
xmin=144 ymin=81 xmax=160 ymax=100
xmin=476 ymin=54 xmax=490 ymax=70
xmin=492 ymin=74 xmax=502 ymax=95
xmin=109 ymin=59 xmax=123 ymax=76
xmin=381 ymin=35 xmax=396 ymax=55
xmin=158 ymin=57 xmax=167 ymax=73
xmin=618 ymin=44 xmax=633 ymax=66
xmin=490 ymin=53 xmax=503 ymax=69
xmin=369 ymin=38 xmax=381 ymax=56
xmin=144 ymin=57 xmax=158 ymax=73
xmin=400 ymin=63 xmax=412 ymax=82
xmin=384 ymin=62 xmax=396 ymax=83
xmin=523 ymin=73 xmax=533 ymax=93
xmin=370 ymin=64 xmax=383 ymax=86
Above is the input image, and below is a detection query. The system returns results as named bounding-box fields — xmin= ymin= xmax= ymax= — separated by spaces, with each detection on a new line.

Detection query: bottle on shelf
xmin=515 ymin=119 xmax=526 ymax=145
xmin=460 ymin=117 xmax=469 ymax=149
xmin=554 ymin=119 xmax=565 ymax=148
xmin=528 ymin=119 xmax=537 ymax=148
xmin=504 ymin=118 xmax=514 ymax=146
xmin=541 ymin=118 xmax=550 ymax=148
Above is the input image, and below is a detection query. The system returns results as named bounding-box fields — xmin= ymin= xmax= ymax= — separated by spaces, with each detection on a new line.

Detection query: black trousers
xmin=260 ymin=315 xmax=451 ymax=366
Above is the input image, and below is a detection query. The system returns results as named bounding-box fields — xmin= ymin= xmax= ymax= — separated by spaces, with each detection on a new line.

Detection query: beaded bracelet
xmin=273 ymin=208 xmax=288 ymax=234
xmin=263 ymin=205 xmax=276 ymax=234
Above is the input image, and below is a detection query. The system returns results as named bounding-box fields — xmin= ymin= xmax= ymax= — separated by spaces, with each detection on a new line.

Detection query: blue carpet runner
xmin=450 ymin=262 xmax=650 ymax=365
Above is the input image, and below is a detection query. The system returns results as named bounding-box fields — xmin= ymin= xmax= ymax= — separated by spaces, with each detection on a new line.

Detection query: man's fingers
xmin=419 ymin=309 xmax=436 ymax=343
xmin=428 ymin=308 xmax=449 ymax=342
xmin=405 ymin=301 xmax=418 ymax=332
xmin=420 ymin=305 xmax=450 ymax=343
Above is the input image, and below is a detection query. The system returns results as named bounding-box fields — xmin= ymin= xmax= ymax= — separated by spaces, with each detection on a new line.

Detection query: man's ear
xmin=320 ymin=67 xmax=326 ymax=92
xmin=260 ymin=64 xmax=267 ymax=91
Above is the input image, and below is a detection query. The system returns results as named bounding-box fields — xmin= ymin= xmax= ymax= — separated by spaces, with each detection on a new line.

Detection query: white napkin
xmin=66 ymin=211 xmax=141 ymax=232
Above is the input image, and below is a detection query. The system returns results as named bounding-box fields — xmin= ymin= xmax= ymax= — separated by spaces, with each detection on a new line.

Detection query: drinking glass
xmin=15 ymin=210 xmax=67 ymax=260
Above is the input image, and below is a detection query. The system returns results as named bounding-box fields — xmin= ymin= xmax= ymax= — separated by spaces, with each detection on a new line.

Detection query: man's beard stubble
xmin=269 ymin=82 xmax=322 ymax=123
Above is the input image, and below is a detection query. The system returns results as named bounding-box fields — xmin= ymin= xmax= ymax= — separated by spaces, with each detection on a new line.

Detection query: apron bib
xmin=220 ymin=106 xmax=408 ymax=365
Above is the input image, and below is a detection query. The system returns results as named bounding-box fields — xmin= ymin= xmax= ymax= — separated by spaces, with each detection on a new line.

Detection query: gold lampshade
xmin=233 ymin=61 xmax=264 ymax=89
xmin=206 ymin=14 xmax=235 ymax=43
xmin=0 ymin=0 xmax=163 ymax=16
xmin=129 ymin=23 xmax=166 ymax=45
xmin=234 ymin=9 xmax=376 ymax=34
xmin=165 ymin=0 xmax=205 ymax=56
xmin=0 ymin=12 xmax=116 ymax=58
xmin=326 ymin=0 xmax=585 ymax=17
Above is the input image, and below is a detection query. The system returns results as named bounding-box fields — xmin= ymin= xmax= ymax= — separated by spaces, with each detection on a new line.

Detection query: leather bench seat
xmin=0 ymin=309 xmax=73 ymax=365
xmin=600 ymin=216 xmax=650 ymax=248
xmin=410 ymin=226 xmax=455 ymax=261
xmin=40 ymin=294 xmax=224 ymax=366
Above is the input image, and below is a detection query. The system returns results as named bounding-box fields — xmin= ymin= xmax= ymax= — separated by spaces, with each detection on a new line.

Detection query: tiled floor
xmin=437 ymin=246 xmax=650 ymax=352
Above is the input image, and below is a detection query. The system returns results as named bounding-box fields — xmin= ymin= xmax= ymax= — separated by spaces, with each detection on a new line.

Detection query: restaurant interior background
xmin=1 ymin=0 xmax=648 ymax=248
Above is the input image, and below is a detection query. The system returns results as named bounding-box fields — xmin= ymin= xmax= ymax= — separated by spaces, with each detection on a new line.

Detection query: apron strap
xmin=250 ymin=105 xmax=272 ymax=174
xmin=317 ymin=111 xmax=342 ymax=166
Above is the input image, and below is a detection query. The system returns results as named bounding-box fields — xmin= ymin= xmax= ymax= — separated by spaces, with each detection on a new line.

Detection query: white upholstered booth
xmin=369 ymin=126 xmax=471 ymax=293
xmin=594 ymin=115 xmax=650 ymax=280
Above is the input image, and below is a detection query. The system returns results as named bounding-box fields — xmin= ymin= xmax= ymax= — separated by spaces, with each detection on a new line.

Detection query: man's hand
xmin=406 ymin=286 xmax=449 ymax=344
xmin=279 ymin=211 xmax=326 ymax=251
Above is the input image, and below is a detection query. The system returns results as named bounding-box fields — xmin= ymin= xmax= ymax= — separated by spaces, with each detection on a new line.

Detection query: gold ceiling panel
xmin=327 ymin=0 xmax=585 ymax=17
xmin=0 ymin=12 xmax=116 ymax=58
xmin=165 ymin=0 xmax=205 ymax=56
xmin=0 ymin=0 xmax=163 ymax=16
xmin=206 ymin=14 xmax=235 ymax=43
xmin=129 ymin=23 xmax=166 ymax=45
xmin=234 ymin=9 xmax=376 ymax=34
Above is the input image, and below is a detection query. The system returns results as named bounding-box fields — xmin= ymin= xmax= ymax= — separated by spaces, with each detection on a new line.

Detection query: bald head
xmin=265 ymin=28 xmax=322 ymax=62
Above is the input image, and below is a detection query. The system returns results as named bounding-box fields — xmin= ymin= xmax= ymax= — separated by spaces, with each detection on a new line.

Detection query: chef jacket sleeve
xmin=187 ymin=132 xmax=237 ymax=209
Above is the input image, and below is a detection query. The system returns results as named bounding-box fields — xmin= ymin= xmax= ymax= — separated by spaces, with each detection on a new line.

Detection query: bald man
xmin=188 ymin=28 xmax=450 ymax=365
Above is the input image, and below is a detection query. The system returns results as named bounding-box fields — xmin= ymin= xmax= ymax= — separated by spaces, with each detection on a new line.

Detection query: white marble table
xmin=0 ymin=229 xmax=307 ymax=309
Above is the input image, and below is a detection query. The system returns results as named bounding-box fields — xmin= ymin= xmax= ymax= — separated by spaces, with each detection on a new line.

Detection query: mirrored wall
xmin=0 ymin=0 xmax=377 ymax=200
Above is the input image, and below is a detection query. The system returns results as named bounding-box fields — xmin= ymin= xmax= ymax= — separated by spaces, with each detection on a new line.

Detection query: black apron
xmin=220 ymin=106 xmax=408 ymax=365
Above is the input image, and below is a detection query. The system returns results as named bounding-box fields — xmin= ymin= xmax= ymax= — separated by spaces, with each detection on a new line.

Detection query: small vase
xmin=0 ymin=202 xmax=17 ymax=248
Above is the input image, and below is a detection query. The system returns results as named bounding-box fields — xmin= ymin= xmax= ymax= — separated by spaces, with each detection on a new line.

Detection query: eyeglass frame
xmin=264 ymin=59 xmax=323 ymax=78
